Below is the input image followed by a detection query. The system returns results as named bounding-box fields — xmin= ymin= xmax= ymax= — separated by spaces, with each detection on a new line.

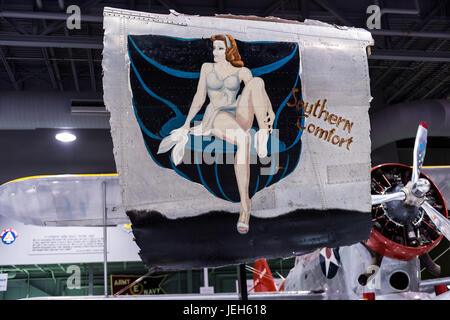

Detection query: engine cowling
xmin=364 ymin=163 xmax=448 ymax=261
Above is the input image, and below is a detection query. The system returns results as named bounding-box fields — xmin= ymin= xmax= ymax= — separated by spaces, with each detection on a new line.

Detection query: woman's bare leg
xmin=236 ymin=77 xmax=274 ymax=130
xmin=236 ymin=77 xmax=275 ymax=157
xmin=212 ymin=77 xmax=274 ymax=232
xmin=212 ymin=112 xmax=251 ymax=232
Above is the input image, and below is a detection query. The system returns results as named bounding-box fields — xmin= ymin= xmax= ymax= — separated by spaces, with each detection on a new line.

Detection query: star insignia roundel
xmin=319 ymin=247 xmax=341 ymax=279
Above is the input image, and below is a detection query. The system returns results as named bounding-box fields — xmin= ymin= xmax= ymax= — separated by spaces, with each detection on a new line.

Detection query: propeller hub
xmin=383 ymin=185 xmax=421 ymax=226
xmin=412 ymin=178 xmax=430 ymax=197
xmin=401 ymin=180 xmax=428 ymax=208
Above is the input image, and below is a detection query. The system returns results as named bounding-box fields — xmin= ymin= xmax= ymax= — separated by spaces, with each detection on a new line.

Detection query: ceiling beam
xmin=157 ymin=0 xmax=179 ymax=12
xmin=0 ymin=47 xmax=20 ymax=90
xmin=313 ymin=0 xmax=352 ymax=26
xmin=23 ymin=4 xmax=65 ymax=92
xmin=4 ymin=56 xmax=101 ymax=63
xmin=14 ymin=67 xmax=50 ymax=85
xmin=40 ymin=18 xmax=64 ymax=91
xmin=0 ymin=17 xmax=24 ymax=91
xmin=40 ymin=19 xmax=67 ymax=36
xmin=386 ymin=38 xmax=449 ymax=104
xmin=373 ymin=0 xmax=449 ymax=87
xmin=41 ymin=47 xmax=58 ymax=90
xmin=369 ymin=50 xmax=450 ymax=63
xmin=39 ymin=0 xmax=101 ymax=91
xmin=50 ymin=0 xmax=92 ymax=92
xmin=380 ymin=0 xmax=420 ymax=16
xmin=64 ymin=29 xmax=80 ymax=92
xmin=35 ymin=0 xmax=44 ymax=10
xmin=386 ymin=63 xmax=427 ymax=104
xmin=374 ymin=0 xmax=392 ymax=50
xmin=1 ymin=16 xmax=30 ymax=35
xmin=262 ymin=0 xmax=284 ymax=17
xmin=0 ymin=10 xmax=103 ymax=23
xmin=87 ymin=49 xmax=97 ymax=92
xmin=371 ymin=30 xmax=450 ymax=40
xmin=415 ymin=66 xmax=450 ymax=100
xmin=0 ymin=34 xmax=103 ymax=49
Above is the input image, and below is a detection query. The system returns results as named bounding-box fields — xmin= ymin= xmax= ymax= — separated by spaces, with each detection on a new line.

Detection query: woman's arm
xmin=240 ymin=67 xmax=253 ymax=85
xmin=182 ymin=63 xmax=209 ymax=129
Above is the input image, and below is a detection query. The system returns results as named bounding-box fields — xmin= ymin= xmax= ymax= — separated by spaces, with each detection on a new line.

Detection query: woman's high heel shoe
xmin=237 ymin=208 xmax=251 ymax=234
xmin=254 ymin=129 xmax=269 ymax=158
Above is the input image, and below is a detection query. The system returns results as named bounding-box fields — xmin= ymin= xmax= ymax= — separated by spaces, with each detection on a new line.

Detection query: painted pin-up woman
xmin=158 ymin=34 xmax=275 ymax=234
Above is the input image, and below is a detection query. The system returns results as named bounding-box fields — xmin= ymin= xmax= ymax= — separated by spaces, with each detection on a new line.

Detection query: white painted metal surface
xmin=103 ymin=8 xmax=374 ymax=219
xmin=0 ymin=174 xmax=128 ymax=226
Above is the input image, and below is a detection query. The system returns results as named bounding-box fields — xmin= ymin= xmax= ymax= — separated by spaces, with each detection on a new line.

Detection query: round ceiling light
xmin=55 ymin=132 xmax=77 ymax=143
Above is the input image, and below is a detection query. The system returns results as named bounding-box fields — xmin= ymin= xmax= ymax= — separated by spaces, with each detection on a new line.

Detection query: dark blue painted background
xmin=128 ymin=34 xmax=304 ymax=202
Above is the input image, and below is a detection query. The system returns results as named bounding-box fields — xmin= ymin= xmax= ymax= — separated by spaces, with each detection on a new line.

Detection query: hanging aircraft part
xmin=103 ymin=8 xmax=374 ymax=271
xmin=366 ymin=163 xmax=447 ymax=261
xmin=367 ymin=122 xmax=448 ymax=262
xmin=127 ymin=208 xmax=371 ymax=271
xmin=0 ymin=174 xmax=128 ymax=226
xmin=250 ymin=122 xmax=450 ymax=299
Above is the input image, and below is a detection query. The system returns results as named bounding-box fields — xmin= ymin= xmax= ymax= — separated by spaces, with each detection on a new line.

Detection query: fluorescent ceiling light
xmin=55 ymin=132 xmax=77 ymax=143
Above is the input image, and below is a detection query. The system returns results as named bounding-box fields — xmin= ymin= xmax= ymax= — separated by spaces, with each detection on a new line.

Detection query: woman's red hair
xmin=211 ymin=34 xmax=244 ymax=68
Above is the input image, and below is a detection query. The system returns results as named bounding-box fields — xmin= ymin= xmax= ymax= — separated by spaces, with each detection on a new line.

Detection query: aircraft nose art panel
xmin=103 ymin=8 xmax=374 ymax=271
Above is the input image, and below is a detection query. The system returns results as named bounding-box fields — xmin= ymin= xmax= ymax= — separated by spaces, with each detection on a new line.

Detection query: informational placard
xmin=29 ymin=233 xmax=104 ymax=255
xmin=0 ymin=216 xmax=141 ymax=265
